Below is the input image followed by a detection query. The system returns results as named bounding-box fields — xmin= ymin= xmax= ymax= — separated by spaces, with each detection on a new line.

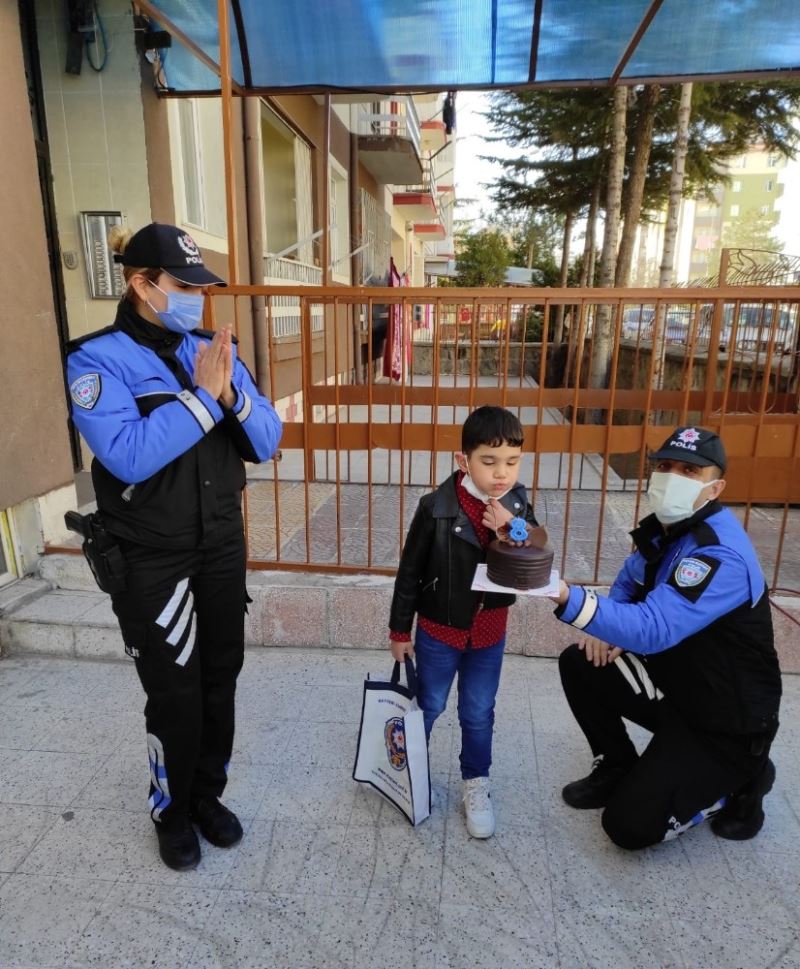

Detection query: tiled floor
xmin=1 ymin=649 xmax=798 ymax=968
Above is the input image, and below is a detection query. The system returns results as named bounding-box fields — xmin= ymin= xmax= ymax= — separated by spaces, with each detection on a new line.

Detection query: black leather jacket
xmin=389 ymin=472 xmax=538 ymax=634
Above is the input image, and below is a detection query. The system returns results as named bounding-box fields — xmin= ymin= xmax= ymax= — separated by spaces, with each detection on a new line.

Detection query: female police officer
xmin=66 ymin=222 xmax=282 ymax=870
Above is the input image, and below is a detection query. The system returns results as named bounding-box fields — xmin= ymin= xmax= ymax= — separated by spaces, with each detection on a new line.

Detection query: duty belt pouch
xmin=64 ymin=511 xmax=128 ymax=594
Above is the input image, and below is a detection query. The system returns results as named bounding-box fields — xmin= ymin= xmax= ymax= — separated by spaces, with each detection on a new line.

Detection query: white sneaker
xmin=462 ymin=777 xmax=495 ymax=838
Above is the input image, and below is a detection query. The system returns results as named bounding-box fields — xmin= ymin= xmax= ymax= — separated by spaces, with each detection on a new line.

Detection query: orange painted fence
xmin=206 ymin=284 xmax=800 ymax=589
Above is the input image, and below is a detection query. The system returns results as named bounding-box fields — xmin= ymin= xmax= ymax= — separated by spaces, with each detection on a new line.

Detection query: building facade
xmin=629 ymin=146 xmax=789 ymax=287
xmin=0 ymin=0 xmax=453 ymax=582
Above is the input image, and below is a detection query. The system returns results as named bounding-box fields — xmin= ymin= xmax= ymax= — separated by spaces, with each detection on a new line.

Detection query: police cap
xmin=114 ymin=222 xmax=226 ymax=287
xmin=650 ymin=426 xmax=727 ymax=473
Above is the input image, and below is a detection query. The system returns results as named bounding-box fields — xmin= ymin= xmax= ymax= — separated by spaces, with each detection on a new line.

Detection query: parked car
xmin=622 ymin=302 xmax=799 ymax=354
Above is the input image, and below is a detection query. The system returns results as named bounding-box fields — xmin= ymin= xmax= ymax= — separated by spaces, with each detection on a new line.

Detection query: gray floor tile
xmin=223 ymin=818 xmax=346 ymax=895
xmin=67 ymin=879 xmax=221 ymax=969
xmin=0 ymin=804 xmax=62 ymax=872
xmin=0 ymin=650 xmax=797 ymax=968
xmin=0 ymin=706 xmax=54 ymax=749
xmin=667 ymin=912 xmax=799 ymax=969
xmin=280 ymin=720 xmax=361 ymax=766
xmin=440 ymin=823 xmax=552 ymax=913
xmin=231 ymin=717 xmax=296 ymax=767
xmin=10 ymin=589 xmax=101 ymax=623
xmin=314 ymin=896 xmax=438 ymax=969
xmin=19 ymin=809 xmax=240 ymax=887
xmin=218 ymin=766 xmax=274 ymax=819
xmin=335 ymin=819 xmax=445 ymax=904
xmin=256 ymin=765 xmax=356 ymax=823
xmin=436 ymin=901 xmax=558 ymax=969
xmin=0 ymin=748 xmax=109 ymax=807
xmin=0 ymin=872 xmax=115 ymax=969
xmin=70 ymin=742 xmax=148 ymax=813
xmin=190 ymin=890 xmax=329 ymax=969
xmin=0 ymin=662 xmax=38 ymax=703
xmin=552 ymin=902 xmax=684 ymax=969
xmin=34 ymin=709 xmax=140 ymax=755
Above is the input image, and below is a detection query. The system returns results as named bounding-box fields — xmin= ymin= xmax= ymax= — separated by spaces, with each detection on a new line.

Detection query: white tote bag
xmin=353 ymin=658 xmax=431 ymax=826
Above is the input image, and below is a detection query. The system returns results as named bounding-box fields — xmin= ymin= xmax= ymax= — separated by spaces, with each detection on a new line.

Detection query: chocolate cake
xmin=486 ymin=523 xmax=554 ymax=591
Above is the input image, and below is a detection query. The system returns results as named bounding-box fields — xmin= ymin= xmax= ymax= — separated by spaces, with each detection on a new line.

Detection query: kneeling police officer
xmin=66 ymin=223 xmax=282 ymax=870
xmin=551 ymin=427 xmax=781 ymax=849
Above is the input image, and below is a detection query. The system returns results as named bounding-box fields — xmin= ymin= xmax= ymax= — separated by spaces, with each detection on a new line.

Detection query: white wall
xmin=37 ymin=0 xmax=152 ymax=339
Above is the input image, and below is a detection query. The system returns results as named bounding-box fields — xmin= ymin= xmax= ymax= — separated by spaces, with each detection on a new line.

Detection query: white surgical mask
xmin=647 ymin=471 xmax=719 ymax=525
xmin=461 ymin=464 xmax=511 ymax=504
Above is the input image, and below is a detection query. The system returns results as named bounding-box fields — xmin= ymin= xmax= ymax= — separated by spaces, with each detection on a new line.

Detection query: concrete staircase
xmin=2 ymin=553 xmax=799 ymax=672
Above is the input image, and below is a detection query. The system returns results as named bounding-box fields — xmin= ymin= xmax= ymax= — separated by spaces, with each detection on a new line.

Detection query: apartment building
xmin=630 ymin=146 xmax=789 ymax=286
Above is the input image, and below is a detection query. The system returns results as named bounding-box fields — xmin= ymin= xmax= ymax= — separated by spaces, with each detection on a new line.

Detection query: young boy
xmin=388 ymin=406 xmax=538 ymax=838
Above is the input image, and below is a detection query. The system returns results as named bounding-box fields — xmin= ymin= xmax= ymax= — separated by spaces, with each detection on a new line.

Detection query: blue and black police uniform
xmin=557 ymin=464 xmax=780 ymax=849
xmin=67 ymin=245 xmax=281 ymax=832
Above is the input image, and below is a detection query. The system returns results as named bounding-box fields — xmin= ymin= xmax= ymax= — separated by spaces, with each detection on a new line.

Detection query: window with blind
xmin=178 ymin=99 xmax=205 ymax=229
xmin=262 ymin=108 xmax=314 ymax=267
xmin=330 ymin=162 xmax=350 ymax=283
xmin=360 ymin=188 xmax=391 ymax=284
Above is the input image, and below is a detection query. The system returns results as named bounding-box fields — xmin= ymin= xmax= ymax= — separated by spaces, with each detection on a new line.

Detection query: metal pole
xmin=217 ymin=0 xmax=239 ymax=284
xmin=322 ymin=93 xmax=331 ymax=288
xmin=243 ymin=97 xmax=271 ymax=395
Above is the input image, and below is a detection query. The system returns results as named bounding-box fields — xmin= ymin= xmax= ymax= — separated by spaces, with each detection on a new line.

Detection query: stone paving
xmin=1 ymin=648 xmax=799 ymax=969
xmin=244 ymin=473 xmax=800 ymax=589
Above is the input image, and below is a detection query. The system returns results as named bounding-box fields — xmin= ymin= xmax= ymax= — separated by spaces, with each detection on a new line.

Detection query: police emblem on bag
xmin=384 ymin=718 xmax=407 ymax=771
xmin=674 ymin=557 xmax=712 ymax=587
xmin=70 ymin=373 xmax=101 ymax=410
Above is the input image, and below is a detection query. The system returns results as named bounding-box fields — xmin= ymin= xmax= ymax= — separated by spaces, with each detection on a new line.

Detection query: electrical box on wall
xmin=79 ymin=211 xmax=125 ymax=299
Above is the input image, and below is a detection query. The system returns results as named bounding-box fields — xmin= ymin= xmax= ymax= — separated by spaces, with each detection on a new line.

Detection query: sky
xmin=452 ymin=91 xmax=516 ymax=227
xmin=453 ymin=91 xmax=800 ymax=263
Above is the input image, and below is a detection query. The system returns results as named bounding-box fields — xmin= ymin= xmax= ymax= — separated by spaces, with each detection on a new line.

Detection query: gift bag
xmin=353 ymin=658 xmax=431 ymax=826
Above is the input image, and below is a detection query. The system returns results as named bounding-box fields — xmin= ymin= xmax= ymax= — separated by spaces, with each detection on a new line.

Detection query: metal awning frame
xmin=132 ymin=0 xmax=800 ymax=290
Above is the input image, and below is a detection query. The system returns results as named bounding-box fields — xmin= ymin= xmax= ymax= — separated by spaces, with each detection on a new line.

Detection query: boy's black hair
xmin=461 ymin=405 xmax=524 ymax=453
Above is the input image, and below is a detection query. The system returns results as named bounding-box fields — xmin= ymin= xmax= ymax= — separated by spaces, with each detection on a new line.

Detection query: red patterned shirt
xmin=390 ymin=471 xmax=509 ymax=650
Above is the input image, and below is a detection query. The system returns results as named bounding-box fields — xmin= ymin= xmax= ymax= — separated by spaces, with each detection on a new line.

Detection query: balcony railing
xmin=357 ymin=97 xmax=421 ymax=157
xmin=263 ymin=254 xmax=323 ymax=338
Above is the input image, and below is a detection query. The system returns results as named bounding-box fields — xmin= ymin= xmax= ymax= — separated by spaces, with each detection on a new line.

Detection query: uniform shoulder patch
xmin=667 ymin=553 xmax=721 ymax=602
xmin=70 ymin=373 xmax=102 ymax=410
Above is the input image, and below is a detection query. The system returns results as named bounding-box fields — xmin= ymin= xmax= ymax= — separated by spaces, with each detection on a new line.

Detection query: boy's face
xmin=457 ymin=443 xmax=523 ymax=497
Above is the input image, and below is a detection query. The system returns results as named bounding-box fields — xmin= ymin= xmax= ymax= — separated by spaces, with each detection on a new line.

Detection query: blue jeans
xmin=414 ymin=626 xmax=505 ymax=780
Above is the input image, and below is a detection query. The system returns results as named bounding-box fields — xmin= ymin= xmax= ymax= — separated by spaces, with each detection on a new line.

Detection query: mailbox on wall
xmin=79 ymin=211 xmax=125 ymax=299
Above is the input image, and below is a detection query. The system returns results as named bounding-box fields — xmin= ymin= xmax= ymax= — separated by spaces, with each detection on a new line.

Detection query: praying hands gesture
xmin=194 ymin=325 xmax=235 ymax=408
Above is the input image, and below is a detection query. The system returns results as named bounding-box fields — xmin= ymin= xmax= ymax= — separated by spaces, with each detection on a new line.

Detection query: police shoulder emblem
xmin=70 ymin=373 xmax=102 ymax=410
xmin=673 ymin=556 xmax=712 ymax=587
xmin=384 ymin=717 xmax=407 ymax=771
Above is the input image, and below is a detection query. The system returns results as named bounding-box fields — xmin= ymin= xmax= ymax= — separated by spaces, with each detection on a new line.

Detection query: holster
xmin=64 ymin=510 xmax=128 ymax=594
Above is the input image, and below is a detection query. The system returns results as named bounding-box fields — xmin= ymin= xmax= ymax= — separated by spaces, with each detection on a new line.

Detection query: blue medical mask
xmin=148 ymin=282 xmax=205 ymax=334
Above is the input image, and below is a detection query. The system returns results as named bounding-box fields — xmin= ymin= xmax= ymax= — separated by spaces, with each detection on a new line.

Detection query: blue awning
xmin=144 ymin=0 xmax=800 ymax=93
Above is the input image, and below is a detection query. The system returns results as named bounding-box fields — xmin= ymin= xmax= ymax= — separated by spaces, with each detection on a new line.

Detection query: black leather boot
xmin=711 ymin=759 xmax=776 ymax=841
xmin=189 ymin=797 xmax=243 ymax=848
xmin=562 ymin=756 xmax=632 ymax=809
xmin=155 ymin=820 xmax=201 ymax=871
